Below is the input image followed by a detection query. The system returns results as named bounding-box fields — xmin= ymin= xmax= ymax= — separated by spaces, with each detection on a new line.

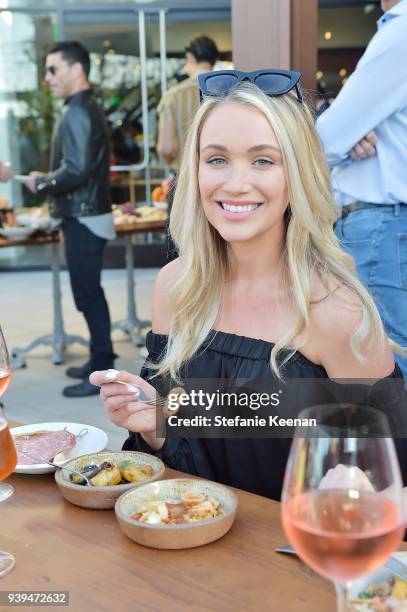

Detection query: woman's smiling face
xmin=198 ymin=101 xmax=289 ymax=246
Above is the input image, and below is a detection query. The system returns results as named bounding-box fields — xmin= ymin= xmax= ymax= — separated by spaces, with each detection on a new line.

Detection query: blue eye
xmin=255 ymin=158 xmax=274 ymax=166
xmin=207 ymin=157 xmax=226 ymax=165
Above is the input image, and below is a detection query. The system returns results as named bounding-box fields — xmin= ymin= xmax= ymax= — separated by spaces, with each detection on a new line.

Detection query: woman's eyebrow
xmin=201 ymin=144 xmax=281 ymax=153
xmin=248 ymin=144 xmax=281 ymax=153
xmin=201 ymin=144 xmax=228 ymax=152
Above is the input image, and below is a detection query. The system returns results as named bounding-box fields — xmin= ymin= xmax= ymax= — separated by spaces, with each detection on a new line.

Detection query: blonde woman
xmin=91 ymin=70 xmax=404 ymax=499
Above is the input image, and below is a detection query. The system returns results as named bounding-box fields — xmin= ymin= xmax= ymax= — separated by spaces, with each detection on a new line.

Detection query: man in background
xmin=25 ymin=41 xmax=116 ymax=397
xmin=317 ymin=0 xmax=407 ymax=380
xmin=157 ymin=35 xmax=219 ymax=260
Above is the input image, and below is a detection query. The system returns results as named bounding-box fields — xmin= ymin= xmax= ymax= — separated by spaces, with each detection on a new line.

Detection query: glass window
xmin=0 ymin=10 xmax=59 ymax=208
xmin=317 ymin=4 xmax=381 ymax=102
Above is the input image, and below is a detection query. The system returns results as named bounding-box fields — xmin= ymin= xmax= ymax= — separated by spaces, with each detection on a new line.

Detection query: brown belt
xmin=341 ymin=201 xmax=403 ymax=218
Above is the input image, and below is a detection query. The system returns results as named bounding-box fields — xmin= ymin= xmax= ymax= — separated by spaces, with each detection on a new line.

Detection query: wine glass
xmin=0 ymin=326 xmax=17 ymax=577
xmin=281 ymin=404 xmax=405 ymax=612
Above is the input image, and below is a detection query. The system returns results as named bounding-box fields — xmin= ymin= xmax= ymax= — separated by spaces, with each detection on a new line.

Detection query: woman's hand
xmin=89 ymin=369 xmax=165 ymax=450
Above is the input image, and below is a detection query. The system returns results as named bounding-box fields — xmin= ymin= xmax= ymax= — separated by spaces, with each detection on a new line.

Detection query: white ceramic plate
xmin=350 ymin=552 xmax=407 ymax=610
xmin=152 ymin=200 xmax=168 ymax=210
xmin=11 ymin=422 xmax=109 ymax=474
xmin=0 ymin=227 xmax=35 ymax=240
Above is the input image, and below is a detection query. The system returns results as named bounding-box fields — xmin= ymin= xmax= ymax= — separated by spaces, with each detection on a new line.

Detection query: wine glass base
xmin=0 ymin=551 xmax=16 ymax=578
xmin=0 ymin=484 xmax=14 ymax=502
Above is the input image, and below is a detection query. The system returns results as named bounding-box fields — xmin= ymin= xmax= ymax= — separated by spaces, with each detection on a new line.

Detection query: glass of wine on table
xmin=0 ymin=325 xmax=18 ymax=577
xmin=281 ymin=404 xmax=405 ymax=612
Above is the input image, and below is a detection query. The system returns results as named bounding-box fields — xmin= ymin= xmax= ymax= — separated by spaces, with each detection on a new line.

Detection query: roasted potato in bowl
xmin=55 ymin=451 xmax=165 ymax=509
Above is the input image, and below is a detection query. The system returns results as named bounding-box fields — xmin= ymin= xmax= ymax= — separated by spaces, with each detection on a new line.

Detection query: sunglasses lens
xmin=254 ymin=73 xmax=292 ymax=94
xmin=204 ymin=74 xmax=238 ymax=94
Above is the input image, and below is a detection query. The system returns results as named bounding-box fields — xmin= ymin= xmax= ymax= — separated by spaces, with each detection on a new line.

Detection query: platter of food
xmin=0 ymin=226 xmax=36 ymax=240
xmin=115 ymin=478 xmax=238 ymax=549
xmin=350 ymin=552 xmax=407 ymax=611
xmin=11 ymin=422 xmax=108 ymax=474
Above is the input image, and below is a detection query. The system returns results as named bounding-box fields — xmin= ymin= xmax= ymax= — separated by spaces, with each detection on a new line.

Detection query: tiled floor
xmin=1 ymin=267 xmax=159 ymax=450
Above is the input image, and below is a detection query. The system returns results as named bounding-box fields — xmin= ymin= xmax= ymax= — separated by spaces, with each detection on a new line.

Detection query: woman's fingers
xmin=89 ymin=370 xmax=157 ymax=401
xmin=106 ymin=403 xmax=157 ymax=433
xmin=90 ymin=369 xmax=138 ymax=387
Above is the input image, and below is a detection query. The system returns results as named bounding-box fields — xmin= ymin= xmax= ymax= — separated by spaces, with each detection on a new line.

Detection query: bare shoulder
xmin=152 ymin=257 xmax=184 ymax=334
xmin=307 ymin=277 xmax=395 ymax=379
xmin=310 ymin=278 xmax=364 ymax=337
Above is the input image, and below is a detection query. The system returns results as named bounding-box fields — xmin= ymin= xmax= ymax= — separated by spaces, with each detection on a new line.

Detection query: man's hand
xmin=349 ymin=130 xmax=378 ymax=160
xmin=24 ymin=171 xmax=44 ymax=194
xmin=0 ymin=162 xmax=12 ymax=182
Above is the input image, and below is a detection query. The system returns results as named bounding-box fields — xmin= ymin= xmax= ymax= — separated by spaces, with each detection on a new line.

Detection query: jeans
xmin=62 ymin=218 xmax=115 ymax=370
xmin=335 ymin=204 xmax=407 ymax=380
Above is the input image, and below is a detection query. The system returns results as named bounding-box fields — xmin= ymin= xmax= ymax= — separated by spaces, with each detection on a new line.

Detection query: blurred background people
xmin=317 ymin=0 xmax=407 ymax=381
xmin=0 ymin=162 xmax=12 ymax=183
xmin=156 ymin=35 xmax=219 ymax=169
xmin=156 ymin=35 xmax=219 ymax=261
xmin=24 ymin=41 xmax=117 ymax=398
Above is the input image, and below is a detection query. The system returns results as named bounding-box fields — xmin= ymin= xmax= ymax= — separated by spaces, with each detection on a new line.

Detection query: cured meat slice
xmin=13 ymin=429 xmax=76 ymax=465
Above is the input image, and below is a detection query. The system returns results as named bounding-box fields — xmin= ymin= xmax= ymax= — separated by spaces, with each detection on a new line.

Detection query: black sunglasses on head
xmin=198 ymin=69 xmax=303 ymax=104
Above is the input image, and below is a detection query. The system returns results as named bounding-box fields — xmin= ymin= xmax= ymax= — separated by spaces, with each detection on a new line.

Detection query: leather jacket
xmin=36 ymin=89 xmax=111 ymax=219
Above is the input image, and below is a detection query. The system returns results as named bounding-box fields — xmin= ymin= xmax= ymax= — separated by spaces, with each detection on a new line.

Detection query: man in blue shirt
xmin=317 ymin=0 xmax=407 ymax=381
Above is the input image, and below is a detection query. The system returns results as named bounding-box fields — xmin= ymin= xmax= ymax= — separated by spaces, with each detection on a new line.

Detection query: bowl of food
xmin=55 ymin=451 xmax=165 ymax=509
xmin=115 ymin=478 xmax=238 ymax=549
xmin=0 ymin=226 xmax=35 ymax=240
xmin=349 ymin=552 xmax=407 ymax=611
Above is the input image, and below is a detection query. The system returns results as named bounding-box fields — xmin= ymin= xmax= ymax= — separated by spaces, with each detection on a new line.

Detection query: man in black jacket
xmin=25 ymin=42 xmax=116 ymax=397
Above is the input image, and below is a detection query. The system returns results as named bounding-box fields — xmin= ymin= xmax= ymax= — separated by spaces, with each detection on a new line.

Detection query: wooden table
xmin=0 ymin=234 xmax=88 ymax=367
xmin=1 ymin=468 xmax=339 ymax=612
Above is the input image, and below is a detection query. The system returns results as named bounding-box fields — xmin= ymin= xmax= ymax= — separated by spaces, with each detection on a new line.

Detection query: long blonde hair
xmin=155 ymin=82 xmax=388 ymax=380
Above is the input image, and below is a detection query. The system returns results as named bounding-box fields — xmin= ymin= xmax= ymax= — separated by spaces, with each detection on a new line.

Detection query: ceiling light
xmin=339 ymin=68 xmax=347 ymax=77
xmin=316 ymin=70 xmax=324 ymax=80
xmin=324 ymin=31 xmax=332 ymax=41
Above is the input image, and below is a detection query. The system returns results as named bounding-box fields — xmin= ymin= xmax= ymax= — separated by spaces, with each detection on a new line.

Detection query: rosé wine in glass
xmin=0 ymin=368 xmax=11 ymax=396
xmin=282 ymin=489 xmax=404 ymax=583
xmin=0 ymin=326 xmax=16 ymax=577
xmin=281 ymin=404 xmax=404 ymax=612
xmin=0 ymin=417 xmax=17 ymax=482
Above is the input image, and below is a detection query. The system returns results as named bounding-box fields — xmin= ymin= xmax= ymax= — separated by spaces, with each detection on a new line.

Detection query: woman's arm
xmin=308 ymin=284 xmax=395 ymax=380
xmin=90 ymin=258 xmax=184 ymax=450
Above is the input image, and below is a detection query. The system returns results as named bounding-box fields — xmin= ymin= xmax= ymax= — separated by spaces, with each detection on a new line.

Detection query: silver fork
xmin=105 ymin=372 xmax=185 ymax=417
xmin=18 ymin=449 xmax=94 ymax=486
xmin=275 ymin=545 xmax=407 ymax=581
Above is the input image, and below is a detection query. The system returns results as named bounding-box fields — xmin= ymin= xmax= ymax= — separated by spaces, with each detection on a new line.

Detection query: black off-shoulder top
xmin=123 ymin=330 xmax=406 ymax=501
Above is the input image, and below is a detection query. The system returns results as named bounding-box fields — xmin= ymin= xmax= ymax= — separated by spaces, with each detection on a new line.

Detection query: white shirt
xmin=316 ymin=0 xmax=407 ymax=206
xmin=79 ymin=212 xmax=116 ymax=240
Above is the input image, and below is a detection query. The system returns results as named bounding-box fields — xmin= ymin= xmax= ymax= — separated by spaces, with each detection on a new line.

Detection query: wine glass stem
xmin=335 ymin=581 xmax=351 ymax=612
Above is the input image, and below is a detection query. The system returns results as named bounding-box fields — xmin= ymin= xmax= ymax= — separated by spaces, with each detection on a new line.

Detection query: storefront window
xmin=317 ymin=3 xmax=381 ymax=102
xmin=0 ymin=10 xmax=59 ymax=208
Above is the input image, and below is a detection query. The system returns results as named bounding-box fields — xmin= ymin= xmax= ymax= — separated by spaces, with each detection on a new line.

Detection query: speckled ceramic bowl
xmin=55 ymin=451 xmax=165 ymax=510
xmin=115 ymin=478 xmax=238 ymax=549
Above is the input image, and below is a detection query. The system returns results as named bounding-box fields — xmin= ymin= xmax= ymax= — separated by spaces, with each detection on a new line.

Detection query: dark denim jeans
xmin=62 ymin=218 xmax=115 ymax=370
xmin=335 ymin=204 xmax=407 ymax=381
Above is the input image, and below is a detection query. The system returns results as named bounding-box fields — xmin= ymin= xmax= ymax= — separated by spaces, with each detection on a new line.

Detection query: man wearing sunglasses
xmin=24 ymin=41 xmax=116 ymax=398
xmin=317 ymin=0 xmax=407 ymax=382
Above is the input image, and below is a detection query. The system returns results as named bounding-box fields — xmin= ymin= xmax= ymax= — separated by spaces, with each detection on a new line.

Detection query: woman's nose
xmin=223 ymin=165 xmax=251 ymax=194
